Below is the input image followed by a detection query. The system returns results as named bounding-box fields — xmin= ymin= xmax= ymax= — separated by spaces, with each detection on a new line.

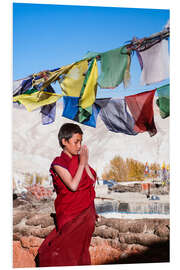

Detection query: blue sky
xmin=13 ymin=2 xmax=169 ymax=98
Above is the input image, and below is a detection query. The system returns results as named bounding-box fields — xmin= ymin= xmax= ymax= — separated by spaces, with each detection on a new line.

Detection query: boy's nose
xmin=77 ymin=143 xmax=81 ymax=150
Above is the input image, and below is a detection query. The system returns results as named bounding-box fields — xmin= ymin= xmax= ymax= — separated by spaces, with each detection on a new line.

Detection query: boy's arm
xmin=85 ymin=165 xmax=96 ymax=181
xmin=54 ymin=146 xmax=88 ymax=192
xmin=54 ymin=163 xmax=85 ymax=192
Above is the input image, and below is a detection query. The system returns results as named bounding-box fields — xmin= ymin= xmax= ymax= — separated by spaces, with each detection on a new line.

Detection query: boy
xmin=37 ymin=123 xmax=98 ymax=267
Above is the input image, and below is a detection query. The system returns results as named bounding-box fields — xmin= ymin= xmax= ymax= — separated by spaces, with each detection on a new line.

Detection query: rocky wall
xmin=13 ymin=192 xmax=170 ymax=268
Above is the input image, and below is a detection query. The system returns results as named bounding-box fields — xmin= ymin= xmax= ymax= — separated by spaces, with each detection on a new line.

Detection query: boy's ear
xmin=62 ymin=138 xmax=67 ymax=147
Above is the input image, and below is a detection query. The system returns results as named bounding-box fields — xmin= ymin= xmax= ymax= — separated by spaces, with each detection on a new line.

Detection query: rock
xmin=20 ymin=236 xmax=31 ymax=248
xmin=95 ymin=215 xmax=107 ymax=227
xmin=20 ymin=235 xmax=44 ymax=249
xmin=13 ymin=198 xmax=29 ymax=208
xmin=90 ymin=236 xmax=109 ymax=247
xmin=12 ymin=182 xmax=170 ymax=267
xmin=25 ymin=214 xmax=54 ymax=228
xmin=29 ymin=247 xmax=39 ymax=257
xmin=93 ymin=225 xmax=119 ymax=239
xmin=13 ymin=211 xmax=30 ymax=225
xmin=154 ymin=224 xmax=169 ymax=238
xmin=129 ymin=244 xmax=148 ymax=253
xmin=128 ymin=221 xmax=146 ymax=233
xmin=91 ymin=236 xmax=127 ymax=252
xmin=13 ymin=233 xmax=22 ymax=241
xmin=107 ymin=219 xmax=131 ymax=233
xmin=89 ymin=245 xmax=122 ymax=265
xmin=96 ymin=217 xmax=130 ymax=233
xmin=14 ymin=223 xmax=32 ymax=237
xmin=136 ymin=233 xmax=161 ymax=246
xmin=119 ymin=233 xmax=138 ymax=244
xmin=30 ymin=225 xmax=55 ymax=238
xmin=13 ymin=241 xmax=35 ymax=268
xmin=141 ymin=218 xmax=169 ymax=233
xmin=119 ymin=232 xmax=161 ymax=246
xmin=107 ymin=238 xmax=128 ymax=251
xmin=26 ymin=185 xmax=53 ymax=201
xmin=29 ymin=236 xmax=44 ymax=247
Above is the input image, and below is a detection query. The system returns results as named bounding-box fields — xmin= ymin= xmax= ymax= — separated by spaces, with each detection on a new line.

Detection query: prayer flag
xmin=137 ymin=39 xmax=169 ymax=85
xmin=40 ymin=103 xmax=56 ymax=125
xmin=84 ymin=46 xmax=130 ymax=89
xmin=13 ymin=75 xmax=33 ymax=96
xmin=13 ymin=91 xmax=62 ymax=112
xmin=62 ymin=96 xmax=100 ymax=128
xmin=125 ymin=90 xmax=157 ymax=136
xmin=60 ymin=60 xmax=88 ymax=97
xmin=40 ymin=85 xmax=57 ymax=125
xmin=32 ymin=63 xmax=75 ymax=91
xmin=156 ymin=84 xmax=170 ymax=118
xmin=95 ymin=98 xmax=138 ymax=135
xmin=78 ymin=58 xmax=98 ymax=122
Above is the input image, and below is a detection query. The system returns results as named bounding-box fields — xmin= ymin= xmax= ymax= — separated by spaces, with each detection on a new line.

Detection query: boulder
xmin=128 ymin=221 xmax=146 ymax=233
xmin=13 ymin=211 xmax=30 ymax=225
xmin=30 ymin=225 xmax=55 ymax=238
xmin=25 ymin=214 xmax=54 ymax=228
xmin=14 ymin=225 xmax=32 ymax=237
xmin=90 ymin=245 xmax=122 ymax=265
xmin=13 ymin=241 xmax=35 ymax=268
xmin=135 ymin=233 xmax=161 ymax=246
xmin=13 ymin=197 xmax=29 ymax=208
xmin=20 ymin=236 xmax=44 ymax=249
xmin=93 ymin=225 xmax=119 ymax=239
xmin=154 ymin=224 xmax=170 ymax=238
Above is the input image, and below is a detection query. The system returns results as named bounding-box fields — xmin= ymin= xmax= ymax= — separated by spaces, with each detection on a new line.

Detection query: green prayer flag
xmin=83 ymin=46 xmax=130 ymax=89
xmin=156 ymin=84 xmax=170 ymax=119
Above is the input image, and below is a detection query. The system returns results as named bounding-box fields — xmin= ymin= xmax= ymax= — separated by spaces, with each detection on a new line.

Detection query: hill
xmin=13 ymin=100 xmax=169 ymax=178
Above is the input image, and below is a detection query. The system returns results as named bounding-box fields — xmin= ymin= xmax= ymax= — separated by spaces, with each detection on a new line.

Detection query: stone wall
xmin=13 ymin=192 xmax=169 ymax=267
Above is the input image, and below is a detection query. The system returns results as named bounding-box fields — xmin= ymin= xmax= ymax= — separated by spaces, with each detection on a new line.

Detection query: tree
xmin=102 ymin=156 xmax=127 ymax=181
xmin=102 ymin=155 xmax=145 ymax=182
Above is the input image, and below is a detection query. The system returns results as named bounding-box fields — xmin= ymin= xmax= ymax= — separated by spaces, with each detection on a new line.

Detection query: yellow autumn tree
xmin=102 ymin=155 xmax=145 ymax=182
xmin=126 ymin=158 xmax=145 ymax=181
xmin=102 ymin=156 xmax=128 ymax=181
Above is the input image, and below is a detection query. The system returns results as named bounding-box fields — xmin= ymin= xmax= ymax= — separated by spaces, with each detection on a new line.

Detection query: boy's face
xmin=63 ymin=133 xmax=83 ymax=156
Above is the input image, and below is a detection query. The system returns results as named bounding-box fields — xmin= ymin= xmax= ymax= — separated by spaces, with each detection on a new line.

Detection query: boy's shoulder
xmin=50 ymin=152 xmax=69 ymax=169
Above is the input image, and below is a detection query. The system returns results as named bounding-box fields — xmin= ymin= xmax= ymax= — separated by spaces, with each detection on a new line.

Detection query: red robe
xmin=37 ymin=151 xmax=97 ymax=267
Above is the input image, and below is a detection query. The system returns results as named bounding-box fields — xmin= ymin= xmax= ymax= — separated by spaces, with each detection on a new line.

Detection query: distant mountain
xmin=13 ymin=100 xmax=169 ymax=178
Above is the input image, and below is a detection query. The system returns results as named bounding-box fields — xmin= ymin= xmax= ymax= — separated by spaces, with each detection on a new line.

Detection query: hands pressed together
xmin=79 ymin=145 xmax=89 ymax=166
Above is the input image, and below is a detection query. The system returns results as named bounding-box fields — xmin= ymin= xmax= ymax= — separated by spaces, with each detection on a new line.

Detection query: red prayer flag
xmin=125 ymin=89 xmax=157 ymax=136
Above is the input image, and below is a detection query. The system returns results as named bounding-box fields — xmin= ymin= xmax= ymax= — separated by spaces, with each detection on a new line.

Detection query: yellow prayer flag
xmin=60 ymin=60 xmax=88 ymax=97
xmin=32 ymin=63 xmax=75 ymax=91
xmin=162 ymin=162 xmax=166 ymax=169
xmin=80 ymin=59 xmax=98 ymax=109
xmin=13 ymin=91 xmax=62 ymax=112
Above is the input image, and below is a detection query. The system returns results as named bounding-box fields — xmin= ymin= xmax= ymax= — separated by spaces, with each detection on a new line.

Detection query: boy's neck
xmin=63 ymin=149 xmax=72 ymax=158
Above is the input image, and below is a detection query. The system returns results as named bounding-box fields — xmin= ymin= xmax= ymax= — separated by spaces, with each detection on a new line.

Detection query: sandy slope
xmin=13 ymin=100 xmax=169 ymax=177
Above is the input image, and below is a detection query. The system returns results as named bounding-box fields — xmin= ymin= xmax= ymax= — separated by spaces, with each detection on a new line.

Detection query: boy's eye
xmin=75 ymin=140 xmax=81 ymax=144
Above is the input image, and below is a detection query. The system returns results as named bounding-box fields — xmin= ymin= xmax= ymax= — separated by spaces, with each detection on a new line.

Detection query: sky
xmin=13 ymin=2 xmax=169 ymax=98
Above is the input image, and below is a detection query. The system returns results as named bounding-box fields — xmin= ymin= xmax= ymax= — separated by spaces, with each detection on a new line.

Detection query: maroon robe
xmin=37 ymin=151 xmax=97 ymax=267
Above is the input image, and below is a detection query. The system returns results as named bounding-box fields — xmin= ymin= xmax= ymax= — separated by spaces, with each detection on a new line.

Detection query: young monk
xmin=37 ymin=123 xmax=98 ymax=267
